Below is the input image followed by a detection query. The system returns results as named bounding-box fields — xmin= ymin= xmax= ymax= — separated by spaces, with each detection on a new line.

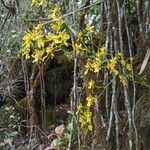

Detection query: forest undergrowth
xmin=0 ymin=0 xmax=150 ymax=149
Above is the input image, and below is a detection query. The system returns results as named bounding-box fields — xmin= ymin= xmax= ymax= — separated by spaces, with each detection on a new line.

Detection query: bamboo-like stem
xmin=106 ymin=90 xmax=114 ymax=142
xmin=39 ymin=63 xmax=46 ymax=130
xmin=136 ymin=0 xmax=145 ymax=44
xmin=124 ymin=6 xmax=138 ymax=150
xmin=104 ymin=0 xmax=111 ymax=122
xmin=116 ymin=0 xmax=133 ymax=149
xmin=112 ymin=77 xmax=119 ymax=150
xmin=68 ymin=1 xmax=81 ymax=149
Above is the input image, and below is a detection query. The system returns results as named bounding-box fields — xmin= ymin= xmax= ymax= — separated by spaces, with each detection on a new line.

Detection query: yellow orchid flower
xmin=85 ymin=24 xmax=94 ymax=33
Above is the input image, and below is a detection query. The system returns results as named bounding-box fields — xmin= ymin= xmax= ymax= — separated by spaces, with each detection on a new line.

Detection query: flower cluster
xmin=79 ymin=108 xmax=93 ymax=131
xmin=77 ymin=48 xmax=132 ymax=132
xmin=31 ymin=0 xmax=47 ymax=6
xmin=77 ymin=77 xmax=96 ymax=131
xmin=84 ymin=46 xmax=106 ymax=74
xmin=48 ymin=6 xmax=61 ymax=19
xmin=107 ymin=57 xmax=119 ymax=75
xmin=22 ymin=7 xmax=70 ymax=63
xmin=76 ymin=47 xmax=106 ymax=131
xmin=107 ymin=52 xmax=132 ymax=86
xmin=72 ymin=24 xmax=94 ymax=55
xmin=77 ymin=94 xmax=96 ymax=131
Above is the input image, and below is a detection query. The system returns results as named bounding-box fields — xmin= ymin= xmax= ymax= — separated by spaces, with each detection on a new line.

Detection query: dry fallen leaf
xmin=44 ymin=146 xmax=53 ymax=150
xmin=55 ymin=124 xmax=65 ymax=136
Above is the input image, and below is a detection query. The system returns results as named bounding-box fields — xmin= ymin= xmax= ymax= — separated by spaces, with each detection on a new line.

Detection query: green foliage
xmin=0 ymin=106 xmax=22 ymax=149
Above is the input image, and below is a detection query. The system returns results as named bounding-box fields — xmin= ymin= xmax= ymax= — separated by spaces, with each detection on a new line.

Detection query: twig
xmin=23 ymin=0 xmax=104 ymax=24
